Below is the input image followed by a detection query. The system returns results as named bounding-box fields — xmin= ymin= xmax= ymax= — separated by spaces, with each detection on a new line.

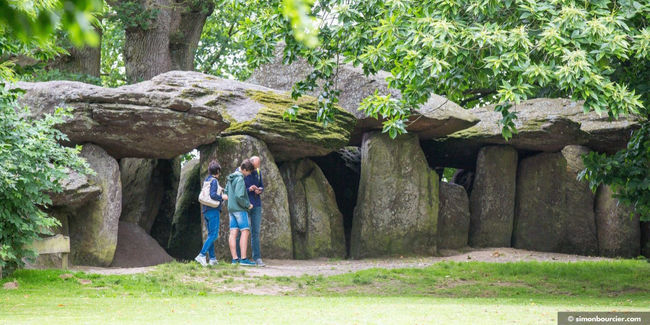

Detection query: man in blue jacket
xmin=236 ymin=156 xmax=266 ymax=267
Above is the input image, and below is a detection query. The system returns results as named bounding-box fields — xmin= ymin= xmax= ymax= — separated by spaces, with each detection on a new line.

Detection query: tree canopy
xmin=239 ymin=0 xmax=650 ymax=218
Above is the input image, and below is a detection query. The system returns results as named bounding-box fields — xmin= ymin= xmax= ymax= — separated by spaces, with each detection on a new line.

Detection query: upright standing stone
xmin=438 ymin=182 xmax=470 ymax=250
xmin=595 ymin=185 xmax=641 ymax=258
xmin=280 ymin=159 xmax=346 ymax=259
xmin=513 ymin=146 xmax=598 ymax=256
xmin=199 ymin=135 xmax=293 ymax=259
xmin=468 ymin=146 xmax=518 ymax=247
xmin=167 ymin=159 xmax=203 ymax=260
xmin=67 ymin=144 xmax=122 ymax=266
xmin=350 ymin=132 xmax=439 ymax=259
xmin=119 ymin=158 xmax=164 ymax=233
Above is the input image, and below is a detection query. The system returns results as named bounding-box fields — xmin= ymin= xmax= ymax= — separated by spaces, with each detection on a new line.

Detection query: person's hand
xmin=249 ymin=185 xmax=257 ymax=192
xmin=249 ymin=204 xmax=253 ymax=210
xmin=254 ymin=189 xmax=262 ymax=195
xmin=222 ymin=194 xmax=228 ymax=200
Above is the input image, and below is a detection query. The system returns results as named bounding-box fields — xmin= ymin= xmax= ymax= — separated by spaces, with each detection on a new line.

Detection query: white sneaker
xmin=209 ymin=259 xmax=218 ymax=266
xmin=195 ymin=254 xmax=207 ymax=266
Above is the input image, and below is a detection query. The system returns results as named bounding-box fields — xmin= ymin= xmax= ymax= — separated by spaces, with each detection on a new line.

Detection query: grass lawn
xmin=1 ymin=260 xmax=649 ymax=324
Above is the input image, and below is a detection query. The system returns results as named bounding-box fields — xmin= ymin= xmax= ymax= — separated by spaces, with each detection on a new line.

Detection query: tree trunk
xmin=169 ymin=1 xmax=214 ymax=71
xmin=47 ymin=27 xmax=103 ymax=77
xmin=122 ymin=0 xmax=174 ymax=83
xmin=112 ymin=0 xmax=213 ymax=82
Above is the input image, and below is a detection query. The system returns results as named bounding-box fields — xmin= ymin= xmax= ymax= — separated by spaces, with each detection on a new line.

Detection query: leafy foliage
xmin=245 ymin=0 xmax=648 ymax=133
xmin=239 ymin=0 xmax=650 ymax=218
xmin=0 ymin=84 xmax=93 ymax=272
xmin=99 ymin=15 xmax=127 ymax=87
xmin=194 ymin=1 xmax=256 ymax=80
xmin=581 ymin=122 xmax=650 ymax=220
xmin=0 ymin=0 xmax=102 ymax=47
xmin=0 ymin=0 xmax=99 ymax=274
xmin=26 ymin=68 xmax=104 ymax=85
xmin=109 ymin=0 xmax=160 ymax=31
xmin=282 ymin=0 xmax=319 ymax=48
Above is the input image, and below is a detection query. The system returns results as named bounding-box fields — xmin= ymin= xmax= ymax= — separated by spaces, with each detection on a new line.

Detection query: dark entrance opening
xmin=311 ymin=147 xmax=361 ymax=257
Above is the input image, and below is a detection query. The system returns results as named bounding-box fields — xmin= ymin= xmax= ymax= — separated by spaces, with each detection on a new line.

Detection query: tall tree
xmin=47 ymin=27 xmax=103 ymax=77
xmin=108 ymin=0 xmax=214 ymax=82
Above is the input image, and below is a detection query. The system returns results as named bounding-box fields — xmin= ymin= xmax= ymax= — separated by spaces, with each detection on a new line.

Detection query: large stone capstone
xmin=468 ymin=146 xmax=518 ymax=248
xmin=595 ymin=185 xmax=641 ymax=258
xmin=167 ymin=159 xmax=203 ymax=260
xmin=423 ymin=98 xmax=639 ymax=169
xmin=199 ymin=135 xmax=293 ymax=259
xmin=17 ymin=74 xmax=228 ymax=159
xmin=513 ymin=145 xmax=598 ymax=256
xmin=17 ymin=71 xmax=356 ymax=160
xmin=437 ymin=182 xmax=470 ymax=250
xmin=350 ymin=132 xmax=439 ymax=259
xmin=280 ymin=159 xmax=346 ymax=259
xmin=247 ymin=45 xmax=479 ymax=145
xmin=221 ymin=89 xmax=357 ymax=161
xmin=67 ymin=144 xmax=122 ymax=266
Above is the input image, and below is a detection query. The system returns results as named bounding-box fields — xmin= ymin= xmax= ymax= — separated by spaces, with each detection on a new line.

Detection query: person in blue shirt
xmin=195 ymin=160 xmax=227 ymax=266
xmin=235 ymin=156 xmax=265 ymax=267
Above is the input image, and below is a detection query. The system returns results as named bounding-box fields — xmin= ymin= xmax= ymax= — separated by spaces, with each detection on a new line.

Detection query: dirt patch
xmin=73 ymin=247 xmax=610 ymax=278
xmin=243 ymin=247 xmax=611 ymax=278
xmin=110 ymin=222 xmax=174 ymax=268
xmin=71 ymin=266 xmax=156 ymax=275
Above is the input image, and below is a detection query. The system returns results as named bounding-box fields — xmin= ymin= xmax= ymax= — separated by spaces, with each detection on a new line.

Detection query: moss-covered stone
xmin=468 ymin=145 xmax=518 ymax=248
xmin=118 ymin=158 xmax=164 ymax=233
xmin=198 ymin=135 xmax=293 ymax=259
xmin=438 ymin=182 xmax=470 ymax=250
xmin=280 ymin=159 xmax=346 ymax=260
xmin=513 ymin=146 xmax=598 ymax=256
xmin=350 ymin=132 xmax=439 ymax=259
xmin=67 ymin=144 xmax=121 ymax=266
xmin=595 ymin=185 xmax=641 ymax=258
xmin=223 ymin=90 xmax=357 ymax=161
xmin=422 ymin=99 xmax=591 ymax=170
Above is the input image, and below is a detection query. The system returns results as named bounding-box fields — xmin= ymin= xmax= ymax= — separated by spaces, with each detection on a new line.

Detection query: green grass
xmin=1 ymin=260 xmax=649 ymax=324
xmin=286 ymin=260 xmax=650 ymax=300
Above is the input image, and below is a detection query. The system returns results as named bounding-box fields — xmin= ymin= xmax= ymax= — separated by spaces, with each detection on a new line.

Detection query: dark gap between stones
xmin=311 ymin=148 xmax=361 ymax=258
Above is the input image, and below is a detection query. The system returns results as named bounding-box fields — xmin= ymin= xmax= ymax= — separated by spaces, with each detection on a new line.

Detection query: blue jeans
xmin=200 ymin=209 xmax=220 ymax=258
xmin=237 ymin=206 xmax=261 ymax=260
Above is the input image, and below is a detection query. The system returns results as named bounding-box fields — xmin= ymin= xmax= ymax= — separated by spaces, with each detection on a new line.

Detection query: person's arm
xmin=257 ymin=170 xmax=264 ymax=193
xmin=209 ymin=179 xmax=223 ymax=202
xmin=235 ymin=178 xmax=251 ymax=208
